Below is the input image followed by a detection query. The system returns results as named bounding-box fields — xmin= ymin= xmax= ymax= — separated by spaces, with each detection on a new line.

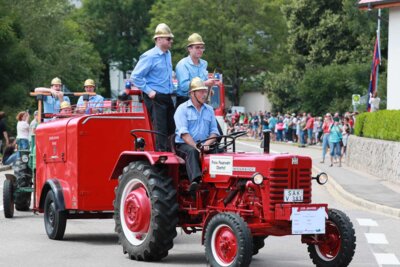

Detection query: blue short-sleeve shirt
xmin=131 ymin=46 xmax=174 ymax=95
xmin=174 ymin=99 xmax=219 ymax=143
xmin=175 ymin=56 xmax=208 ymax=97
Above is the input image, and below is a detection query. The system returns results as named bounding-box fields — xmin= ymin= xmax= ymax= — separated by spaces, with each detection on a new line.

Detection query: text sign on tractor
xmin=209 ymin=156 xmax=233 ymax=175
xmin=291 ymin=207 xmax=326 ymax=235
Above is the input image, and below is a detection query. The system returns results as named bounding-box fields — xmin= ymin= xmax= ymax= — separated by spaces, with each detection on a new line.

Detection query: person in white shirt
xmin=16 ymin=111 xmax=30 ymax=151
xmin=369 ymin=91 xmax=380 ymax=112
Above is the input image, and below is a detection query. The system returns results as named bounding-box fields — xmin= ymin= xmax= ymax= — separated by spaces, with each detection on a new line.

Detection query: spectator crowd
xmin=225 ymin=110 xmax=356 ymax=167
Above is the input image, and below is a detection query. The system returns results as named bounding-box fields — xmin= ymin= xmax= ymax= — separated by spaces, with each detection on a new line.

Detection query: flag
xmin=367 ymin=36 xmax=381 ymax=112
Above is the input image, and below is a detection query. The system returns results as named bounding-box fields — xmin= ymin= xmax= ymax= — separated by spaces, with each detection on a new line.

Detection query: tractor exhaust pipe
xmin=263 ymin=129 xmax=271 ymax=154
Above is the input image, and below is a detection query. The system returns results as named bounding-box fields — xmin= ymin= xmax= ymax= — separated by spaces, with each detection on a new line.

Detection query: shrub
xmin=354 ymin=110 xmax=400 ymax=141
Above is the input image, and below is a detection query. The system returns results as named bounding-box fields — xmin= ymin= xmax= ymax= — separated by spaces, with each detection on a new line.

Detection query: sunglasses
xmin=192 ymin=46 xmax=205 ymax=51
xmin=165 ymin=37 xmax=173 ymax=41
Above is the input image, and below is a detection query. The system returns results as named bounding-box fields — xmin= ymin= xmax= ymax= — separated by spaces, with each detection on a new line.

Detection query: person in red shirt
xmin=320 ymin=113 xmax=333 ymax=163
xmin=305 ymin=113 xmax=314 ymax=145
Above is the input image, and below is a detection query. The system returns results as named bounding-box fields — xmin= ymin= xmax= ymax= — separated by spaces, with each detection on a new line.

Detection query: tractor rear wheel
xmin=205 ymin=212 xmax=253 ymax=267
xmin=307 ymin=209 xmax=356 ymax=267
xmin=252 ymin=236 xmax=267 ymax=255
xmin=114 ymin=161 xmax=178 ymax=261
xmin=44 ymin=190 xmax=67 ymax=240
xmin=3 ymin=179 xmax=14 ymax=218
xmin=13 ymin=159 xmax=32 ymax=211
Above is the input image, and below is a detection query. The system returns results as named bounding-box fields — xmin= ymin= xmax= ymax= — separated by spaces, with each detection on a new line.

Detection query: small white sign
xmin=209 ymin=156 xmax=233 ymax=175
xmin=291 ymin=207 xmax=327 ymax=235
xmin=352 ymin=94 xmax=361 ymax=105
xmin=284 ymin=189 xmax=304 ymax=202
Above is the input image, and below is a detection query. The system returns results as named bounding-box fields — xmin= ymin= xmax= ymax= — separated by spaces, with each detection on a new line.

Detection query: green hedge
xmin=354 ymin=110 xmax=400 ymax=141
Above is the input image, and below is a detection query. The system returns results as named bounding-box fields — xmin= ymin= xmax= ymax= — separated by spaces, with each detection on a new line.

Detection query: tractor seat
xmin=169 ymin=134 xmax=185 ymax=165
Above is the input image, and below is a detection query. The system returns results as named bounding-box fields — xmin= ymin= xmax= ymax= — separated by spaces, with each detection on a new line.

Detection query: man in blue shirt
xmin=131 ymin=23 xmax=175 ymax=151
xmin=175 ymin=33 xmax=216 ymax=108
xmin=174 ymin=77 xmax=219 ymax=192
xmin=76 ymin=79 xmax=104 ymax=114
xmin=34 ymin=77 xmax=70 ymax=115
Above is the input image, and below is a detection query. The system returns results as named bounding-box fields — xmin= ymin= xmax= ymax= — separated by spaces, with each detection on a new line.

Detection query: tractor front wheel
xmin=114 ymin=161 xmax=178 ymax=261
xmin=3 ymin=179 xmax=14 ymax=218
xmin=44 ymin=190 xmax=67 ymax=240
xmin=205 ymin=212 xmax=253 ymax=267
xmin=307 ymin=209 xmax=356 ymax=267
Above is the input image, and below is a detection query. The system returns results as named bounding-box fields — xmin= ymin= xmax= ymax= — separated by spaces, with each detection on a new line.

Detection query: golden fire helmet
xmin=153 ymin=23 xmax=174 ymax=39
xmin=84 ymin=79 xmax=96 ymax=87
xmin=190 ymin=77 xmax=208 ymax=92
xmin=187 ymin=33 xmax=205 ymax=47
xmin=51 ymin=77 xmax=62 ymax=85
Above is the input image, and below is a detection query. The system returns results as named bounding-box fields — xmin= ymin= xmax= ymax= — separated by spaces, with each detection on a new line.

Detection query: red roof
xmin=359 ymin=0 xmax=400 ymax=10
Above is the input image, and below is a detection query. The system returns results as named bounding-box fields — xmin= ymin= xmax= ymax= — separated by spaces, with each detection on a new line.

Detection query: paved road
xmin=0 ymin=140 xmax=399 ymax=266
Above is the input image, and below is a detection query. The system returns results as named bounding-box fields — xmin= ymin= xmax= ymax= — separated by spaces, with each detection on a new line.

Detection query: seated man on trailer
xmin=174 ymin=77 xmax=219 ymax=193
xmin=76 ymin=79 xmax=104 ymax=114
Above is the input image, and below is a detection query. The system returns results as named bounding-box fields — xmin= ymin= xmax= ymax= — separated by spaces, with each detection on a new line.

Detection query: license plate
xmin=284 ymin=189 xmax=304 ymax=202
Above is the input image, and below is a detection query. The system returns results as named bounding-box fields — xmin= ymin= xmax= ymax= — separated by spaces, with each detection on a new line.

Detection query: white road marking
xmin=365 ymin=233 xmax=389 ymax=244
xmin=374 ymin=253 xmax=400 ymax=265
xmin=357 ymin=218 xmax=378 ymax=227
xmin=0 ymin=205 xmax=3 ymax=211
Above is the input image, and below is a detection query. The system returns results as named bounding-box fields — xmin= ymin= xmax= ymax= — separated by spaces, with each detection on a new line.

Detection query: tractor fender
xmin=5 ymin=174 xmax=17 ymax=184
xmin=39 ymin=179 xmax=66 ymax=211
xmin=201 ymin=211 xmax=219 ymax=245
xmin=110 ymin=151 xmax=181 ymax=180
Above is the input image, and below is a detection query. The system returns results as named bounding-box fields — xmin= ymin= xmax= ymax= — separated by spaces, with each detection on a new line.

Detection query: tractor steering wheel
xmin=196 ymin=131 xmax=247 ymax=153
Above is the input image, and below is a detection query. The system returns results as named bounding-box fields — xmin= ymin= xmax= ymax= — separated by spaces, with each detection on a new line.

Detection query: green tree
xmin=78 ymin=0 xmax=154 ymax=96
xmin=266 ymin=0 xmax=387 ymax=114
xmin=148 ymin=0 xmax=287 ymax=105
xmin=0 ymin=0 xmax=102 ymax=135
xmin=297 ymin=63 xmax=371 ymax=115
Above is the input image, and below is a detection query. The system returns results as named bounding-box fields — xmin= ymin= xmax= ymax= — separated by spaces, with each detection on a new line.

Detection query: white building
xmin=359 ymin=0 xmax=400 ymax=110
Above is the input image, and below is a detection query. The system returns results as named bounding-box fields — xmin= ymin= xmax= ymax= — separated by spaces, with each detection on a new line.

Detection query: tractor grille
xmin=268 ymin=167 xmax=312 ymax=212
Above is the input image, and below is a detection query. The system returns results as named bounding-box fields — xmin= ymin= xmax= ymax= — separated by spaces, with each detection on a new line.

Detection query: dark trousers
xmin=175 ymin=143 xmax=202 ymax=183
xmin=175 ymin=95 xmax=189 ymax=110
xmin=143 ymin=94 xmax=153 ymax=122
xmin=152 ymin=93 xmax=175 ymax=151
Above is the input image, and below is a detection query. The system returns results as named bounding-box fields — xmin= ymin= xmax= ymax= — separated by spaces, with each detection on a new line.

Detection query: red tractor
xmin=109 ymin=91 xmax=356 ymax=266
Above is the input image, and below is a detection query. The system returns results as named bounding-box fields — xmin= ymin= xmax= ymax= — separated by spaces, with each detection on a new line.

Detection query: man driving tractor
xmin=174 ymin=77 xmax=219 ymax=193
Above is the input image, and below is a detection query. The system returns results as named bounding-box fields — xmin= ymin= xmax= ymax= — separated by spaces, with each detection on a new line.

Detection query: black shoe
xmin=189 ymin=181 xmax=199 ymax=193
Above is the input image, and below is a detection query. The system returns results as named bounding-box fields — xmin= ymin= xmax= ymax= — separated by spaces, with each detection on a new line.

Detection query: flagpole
xmin=375 ymin=9 xmax=381 ymax=94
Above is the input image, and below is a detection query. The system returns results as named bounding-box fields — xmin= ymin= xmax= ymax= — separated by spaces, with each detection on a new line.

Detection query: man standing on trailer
xmin=35 ymin=77 xmax=70 ymax=115
xmin=131 ymin=23 xmax=175 ymax=151
xmin=175 ymin=33 xmax=216 ymax=108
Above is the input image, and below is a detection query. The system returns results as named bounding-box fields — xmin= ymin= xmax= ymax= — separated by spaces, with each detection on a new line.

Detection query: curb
xmin=312 ymin=166 xmax=400 ymax=218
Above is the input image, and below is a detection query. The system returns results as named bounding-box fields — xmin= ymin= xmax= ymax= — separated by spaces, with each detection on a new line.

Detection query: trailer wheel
xmin=44 ymin=190 xmax=67 ymax=240
xmin=205 ymin=212 xmax=253 ymax=267
xmin=3 ymin=179 xmax=14 ymax=218
xmin=252 ymin=236 xmax=267 ymax=256
xmin=307 ymin=209 xmax=356 ymax=267
xmin=114 ymin=161 xmax=178 ymax=261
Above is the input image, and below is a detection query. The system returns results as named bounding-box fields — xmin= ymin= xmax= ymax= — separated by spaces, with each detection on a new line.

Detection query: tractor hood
xmin=202 ymin=152 xmax=312 ymax=186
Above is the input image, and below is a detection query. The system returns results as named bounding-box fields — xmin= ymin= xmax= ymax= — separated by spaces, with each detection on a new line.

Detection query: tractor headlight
xmin=252 ymin=173 xmax=264 ymax=185
xmin=21 ymin=154 xmax=29 ymax=163
xmin=313 ymin=172 xmax=328 ymax=185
